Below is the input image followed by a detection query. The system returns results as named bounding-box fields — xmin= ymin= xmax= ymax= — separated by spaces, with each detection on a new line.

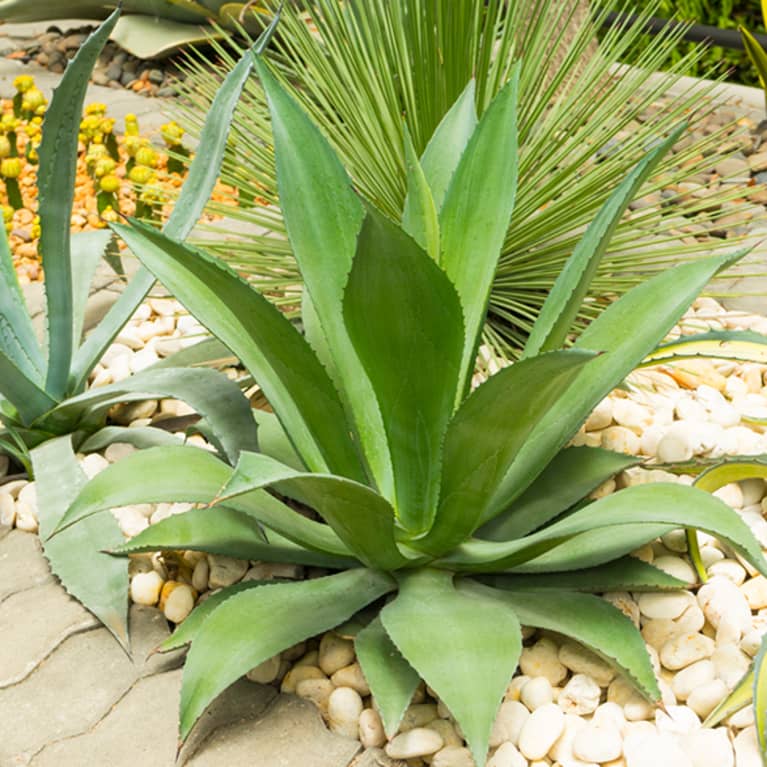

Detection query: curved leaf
xmin=344 ymin=208 xmax=464 ymax=535
xmin=180 ymin=569 xmax=396 ymax=740
xmin=39 ymin=10 xmax=120 ymax=398
xmin=468 ymin=581 xmax=660 ymax=702
xmin=0 ymin=351 xmax=57 ymax=425
xmin=418 ymin=350 xmax=595 ymax=555
xmin=71 ymin=230 xmax=113 ymax=348
xmin=355 ymin=616 xmax=420 ymax=737
xmin=79 ymin=426 xmax=183 ymax=453
xmin=111 ymin=15 xmax=222 ymax=59
xmin=219 ymin=452 xmax=406 ymax=569
xmin=440 ymin=65 xmax=519 ymax=393
xmin=32 ymin=436 xmax=128 ymax=651
xmin=480 ymin=446 xmax=642 ymax=541
xmin=402 ymin=123 xmax=439 ymax=261
xmin=485 ymin=250 xmax=749 ymax=524
xmin=381 ymin=569 xmax=521 ymax=766
xmin=481 ymin=557 xmax=689 ymax=592
xmin=254 ymin=56 xmax=393 ymax=499
xmin=642 ymin=329 xmax=767 ymax=367
xmin=112 ymin=219 xmax=364 ymax=481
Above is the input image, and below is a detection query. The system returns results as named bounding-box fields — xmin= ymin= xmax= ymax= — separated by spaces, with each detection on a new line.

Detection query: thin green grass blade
xmin=381 ymin=569 xmax=521 ymax=767
xmin=343 ymin=209 xmax=464 ymax=535
xmin=179 ymin=569 xmax=396 ymax=741
xmin=39 ymin=11 xmax=119 ymax=398
xmin=355 ymin=616 xmax=420 ymax=738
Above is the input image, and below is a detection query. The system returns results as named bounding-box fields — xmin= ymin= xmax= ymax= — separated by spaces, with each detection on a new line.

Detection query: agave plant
xmin=0 ymin=10 xmax=283 ymax=650
xmin=43 ymin=51 xmax=767 ymax=763
xmin=172 ymin=0 xmax=763 ymax=359
xmin=0 ymin=0 xmax=269 ymax=58
xmin=741 ymin=1 xmax=767 ymax=111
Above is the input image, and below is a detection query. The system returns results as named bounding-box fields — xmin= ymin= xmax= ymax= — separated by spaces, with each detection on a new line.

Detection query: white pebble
xmin=559 ymin=642 xmax=616 ymax=686
xmin=707 ymin=558 xmax=746 ymax=585
xmin=489 ymin=700 xmax=529 ymax=748
xmin=558 ymin=674 xmax=601 ymax=716
xmin=655 ymin=705 xmax=700 ymax=736
xmin=487 ymin=742 xmax=528 ymax=767
xmin=327 ymin=686 xmax=363 ymax=739
xmin=319 ymin=632 xmax=356 ymax=675
xmin=601 ymin=425 xmax=641 ymax=454
xmin=519 ymin=638 xmax=567 ymax=685
xmin=80 ymin=453 xmax=110 ymax=478
xmin=697 ymin=577 xmax=752 ymax=635
xmin=207 ymin=554 xmax=248 ymax=588
xmin=623 ymin=731 xmax=692 ymax=767
xmin=130 ymin=571 xmax=164 ymax=605
xmin=713 ymin=482 xmax=744 ymax=509
xmin=111 ymin=505 xmax=149 ymax=538
xmin=548 ymin=712 xmax=586 ymax=764
xmin=431 ymin=746 xmax=475 ymax=767
xmin=520 ymin=677 xmax=553 ymax=710
xmin=585 ymin=398 xmax=613 ymax=431
xmin=358 ymin=708 xmax=385 ymax=748
xmin=656 ymin=424 xmax=696 ymax=462
xmin=681 ymin=727 xmax=734 ymax=767
xmin=246 ymin=655 xmax=281 ymax=684
xmin=104 ymin=442 xmax=136 ymax=463
xmin=518 ymin=703 xmax=565 ymax=760
xmin=742 ymin=575 xmax=767 ymax=609
xmin=733 ymin=726 xmax=762 ymax=767
xmin=686 ymin=679 xmax=728 ymax=718
xmin=653 ymin=556 xmax=696 ymax=583
xmin=671 ymin=660 xmax=715 ymax=700
xmin=163 ymin=583 xmax=195 ymax=623
xmin=740 ymin=478 xmax=765 ymax=506
xmin=0 ymin=494 xmax=16 ymax=527
xmin=660 ymin=632 xmax=715 ymax=670
xmin=295 ymin=678 xmax=334 ymax=712
xmin=637 ymin=591 xmax=691 ymax=620
xmin=711 ymin=644 xmax=751 ymax=689
xmin=192 ymin=558 xmax=209 ymax=592
xmin=385 ymin=727 xmax=444 ymax=759
xmin=573 ymin=723 xmax=623 ymax=763
xmin=331 ymin=662 xmax=370 ymax=696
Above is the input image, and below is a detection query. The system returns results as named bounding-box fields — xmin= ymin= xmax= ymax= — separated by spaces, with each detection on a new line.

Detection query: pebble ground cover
xmin=7 ymin=15 xmax=767 ymax=767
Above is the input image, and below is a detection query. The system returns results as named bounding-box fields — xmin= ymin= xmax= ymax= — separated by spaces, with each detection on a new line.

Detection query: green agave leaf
xmin=523 ymin=124 xmax=685 ymax=358
xmin=344 ymin=208 xmax=464 ymax=535
xmin=53 ymin=445 xmax=231 ymax=534
xmin=381 ymin=569 xmax=521 ymax=767
xmin=0 ymin=225 xmax=43 ymax=381
xmin=71 ymin=230 xmax=113 ymax=348
xmin=481 ymin=556 xmax=689 ymax=592
xmin=0 ymin=351 xmax=57 ymax=426
xmin=159 ymin=581 xmax=265 ymax=653
xmin=79 ymin=425 xmax=183 ymax=453
xmin=150 ymin=337 xmax=235 ymax=370
xmin=55 ymin=367 xmax=257 ymax=464
xmin=641 ymin=330 xmax=767 ymax=367
xmin=485 ymin=250 xmax=749 ymax=525
xmin=254 ymin=56 xmax=393 ymax=499
xmin=252 ymin=409 xmax=305 ymax=471
xmin=480 ymin=446 xmax=642 ymax=541
xmin=401 ymin=123 xmax=440 ymax=261
xmin=111 ymin=219 xmax=363 ymax=480
xmin=73 ymin=26 xmax=276 ymax=390
xmin=417 ymin=350 xmax=596 ymax=556
xmin=32 ymin=436 xmax=129 ymax=651
xmin=742 ymin=26 xmax=767 ymax=94
xmin=445 ymin=483 xmax=767 ymax=575
xmin=703 ymin=667 xmax=753 ymax=727
xmin=219 ymin=451 xmax=407 ymax=569
xmin=418 ymin=79 xmax=478 ymax=211
xmin=180 ymin=569 xmax=396 ymax=740
xmin=468 ymin=581 xmax=660 ymax=702
xmin=440 ymin=64 xmax=519 ymax=394
xmin=355 ymin=616 xmax=421 ymax=737
xmin=755 ymin=633 xmax=767 ymax=759
xmin=38 ymin=10 xmax=119 ymax=398
xmin=111 ymin=15 xmax=222 ymax=59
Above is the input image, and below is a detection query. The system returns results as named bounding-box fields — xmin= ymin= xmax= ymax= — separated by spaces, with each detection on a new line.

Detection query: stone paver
xmin=0 ymin=529 xmax=366 ymax=766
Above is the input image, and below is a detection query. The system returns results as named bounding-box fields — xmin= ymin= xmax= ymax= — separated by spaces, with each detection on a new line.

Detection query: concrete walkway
xmin=0 ymin=527 xmax=367 ymax=767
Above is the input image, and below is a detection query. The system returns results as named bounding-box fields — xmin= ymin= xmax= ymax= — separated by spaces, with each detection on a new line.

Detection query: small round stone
xmin=162 ymin=583 xmax=195 ymax=623
xmin=519 ymin=637 xmax=567 ymax=685
xmin=431 ymin=746 xmax=475 ymax=767
xmin=130 ymin=571 xmax=164 ymax=605
xmin=319 ymin=632 xmax=356 ymax=675
xmin=489 ymin=700 xmax=529 ymax=748
xmin=517 ymin=702 xmax=565 ymax=760
xmin=358 ymin=707 xmax=385 ymax=748
xmin=385 ymin=727 xmax=444 ymax=759
xmin=487 ymin=741 xmax=527 ymax=767
xmin=247 ymin=655 xmax=281 ymax=684
xmin=558 ymin=673 xmax=601 ymax=715
xmin=572 ymin=723 xmax=623 ymax=762
xmin=637 ymin=591 xmax=691 ymax=620
xmin=327 ymin=686 xmax=363 ymax=739
xmin=686 ymin=679 xmax=728 ymax=719
xmin=660 ymin=632 xmax=715 ymax=670
xmin=520 ymin=677 xmax=553 ymax=710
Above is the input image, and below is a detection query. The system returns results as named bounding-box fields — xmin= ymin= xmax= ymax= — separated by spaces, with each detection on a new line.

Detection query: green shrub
xmin=45 ymin=52 xmax=767 ymax=763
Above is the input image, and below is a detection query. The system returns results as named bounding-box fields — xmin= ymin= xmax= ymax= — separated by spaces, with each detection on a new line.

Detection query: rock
xmin=359 ymin=707 xmax=386 ymax=748
xmin=671 ymin=659 xmax=715 ymax=700
xmin=686 ymin=679 xmax=728 ymax=718
xmin=207 ymin=554 xmax=248 ymax=588
xmin=711 ymin=644 xmax=751 ymax=689
xmin=655 ymin=705 xmax=700 ymax=736
xmin=520 ymin=677 xmax=553 ymax=710
xmin=548 ymin=713 xmax=586 ymax=763
xmin=585 ymin=398 xmax=613 ymax=431
xmin=294 ymin=678 xmax=334 ymax=712
xmin=80 ymin=453 xmax=109 ymax=478
xmin=246 ymin=655 xmax=281 ymax=684
xmin=733 ymin=726 xmax=762 ymax=767
xmin=681 ymin=727 xmax=734 ymax=767
xmin=280 ymin=665 xmax=326 ymax=694
xmin=559 ymin=642 xmax=616 ymax=686
xmin=162 ymin=583 xmax=195 ymax=623
xmin=327 ymin=686 xmax=363 ymax=739
xmin=608 ymin=677 xmax=653 ymax=721
xmin=319 ymin=632 xmax=356 ymax=675
xmin=517 ymin=702 xmax=565 ymax=760
xmin=652 ymin=556 xmax=696 ymax=583
xmin=624 ymin=731 xmax=693 ymax=767
xmin=707 ymin=559 xmax=746 ymax=585
xmin=637 ymin=591 xmax=691 ymax=620
xmin=601 ymin=425 xmax=641 ymax=454
xmin=742 ymin=575 xmax=767 ymax=609
xmin=428 ymin=719 xmax=463 ymax=748
xmin=740 ymin=477 xmax=765 ymax=506
xmin=660 ymin=632 xmax=715 ymax=670
xmin=487 ymin=741 xmax=528 ymax=767
xmin=0 ymin=494 xmax=16 ymax=527
xmin=519 ymin=637 xmax=567 ymax=685
xmin=728 ymin=704 xmax=755 ymax=729
xmin=656 ymin=423 xmax=696 ymax=462
xmin=192 ymin=557 xmax=209 ymax=592
xmin=112 ymin=505 xmax=148 ymax=538
xmin=572 ymin=723 xmax=623 ymax=763
xmin=331 ymin=662 xmax=370 ymax=696
xmin=697 ymin=577 xmax=752 ymax=635
xmin=558 ymin=673 xmax=601 ymax=715
xmin=715 ymin=156 xmax=750 ymax=179
xmin=432 ymin=746 xmax=475 ymax=767
xmin=130 ymin=571 xmax=163 ymax=606
xmin=385 ymin=727 xmax=444 ymax=759
xmin=399 ymin=703 xmax=439 ymax=731
xmin=489 ymin=700 xmax=529 ymax=747
xmin=104 ymin=442 xmax=136 ymax=463
xmin=603 ymin=591 xmax=640 ymax=627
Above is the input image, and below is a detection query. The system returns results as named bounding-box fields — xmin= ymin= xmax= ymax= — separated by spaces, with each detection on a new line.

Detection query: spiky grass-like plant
xmin=171 ymin=0 xmax=761 ymax=359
